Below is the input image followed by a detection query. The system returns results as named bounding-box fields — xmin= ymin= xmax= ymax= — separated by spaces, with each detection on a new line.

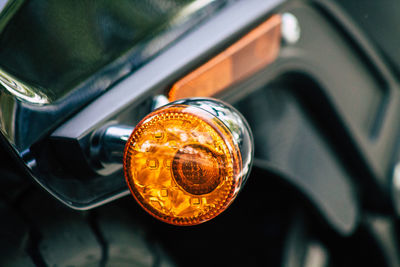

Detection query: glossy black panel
xmin=0 ymin=0 xmax=227 ymax=150
xmin=0 ymin=0 xmax=209 ymax=101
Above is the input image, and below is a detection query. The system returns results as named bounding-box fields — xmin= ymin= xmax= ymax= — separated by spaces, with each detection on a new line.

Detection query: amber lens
xmin=123 ymin=104 xmax=242 ymax=225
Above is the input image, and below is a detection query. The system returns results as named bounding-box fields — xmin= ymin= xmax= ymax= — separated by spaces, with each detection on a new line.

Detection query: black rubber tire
xmin=0 ymin=172 xmax=175 ymax=267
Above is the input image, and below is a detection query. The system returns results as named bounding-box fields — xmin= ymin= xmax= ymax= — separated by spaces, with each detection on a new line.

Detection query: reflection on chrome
xmin=0 ymin=69 xmax=49 ymax=104
xmin=173 ymin=0 xmax=218 ymax=23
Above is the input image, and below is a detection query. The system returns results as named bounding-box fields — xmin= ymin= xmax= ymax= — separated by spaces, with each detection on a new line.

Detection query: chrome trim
xmin=95 ymin=98 xmax=254 ymax=187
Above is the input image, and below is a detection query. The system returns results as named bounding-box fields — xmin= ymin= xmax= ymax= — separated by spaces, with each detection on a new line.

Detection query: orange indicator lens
xmin=123 ymin=104 xmax=242 ymax=225
xmin=168 ymin=15 xmax=281 ymax=101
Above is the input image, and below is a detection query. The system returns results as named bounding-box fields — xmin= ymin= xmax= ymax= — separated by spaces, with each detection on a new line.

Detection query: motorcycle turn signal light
xmin=123 ymin=98 xmax=253 ymax=225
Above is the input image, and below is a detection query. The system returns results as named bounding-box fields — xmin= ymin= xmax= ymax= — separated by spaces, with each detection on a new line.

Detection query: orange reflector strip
xmin=168 ymin=14 xmax=281 ymax=101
